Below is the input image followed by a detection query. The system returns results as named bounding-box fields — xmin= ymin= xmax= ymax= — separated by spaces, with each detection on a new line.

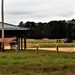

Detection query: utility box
xmin=9 ymin=41 xmax=18 ymax=50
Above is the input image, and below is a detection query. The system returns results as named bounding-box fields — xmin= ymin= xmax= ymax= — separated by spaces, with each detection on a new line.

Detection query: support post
xmin=21 ymin=34 xmax=23 ymax=50
xmin=24 ymin=34 xmax=26 ymax=49
xmin=17 ymin=35 xmax=20 ymax=50
xmin=10 ymin=45 xmax=12 ymax=50
xmin=18 ymin=37 xmax=20 ymax=50
xmin=16 ymin=35 xmax=18 ymax=49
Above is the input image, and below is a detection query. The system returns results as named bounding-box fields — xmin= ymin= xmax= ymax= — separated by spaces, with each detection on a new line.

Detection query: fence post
xmin=16 ymin=44 xmax=18 ymax=54
xmin=56 ymin=43 xmax=58 ymax=54
xmin=36 ymin=44 xmax=38 ymax=54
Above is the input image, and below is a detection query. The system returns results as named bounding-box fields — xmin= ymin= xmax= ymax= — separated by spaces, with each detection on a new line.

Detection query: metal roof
xmin=0 ymin=22 xmax=30 ymax=30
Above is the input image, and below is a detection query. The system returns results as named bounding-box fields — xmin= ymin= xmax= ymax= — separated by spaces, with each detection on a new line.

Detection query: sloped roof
xmin=0 ymin=22 xmax=30 ymax=30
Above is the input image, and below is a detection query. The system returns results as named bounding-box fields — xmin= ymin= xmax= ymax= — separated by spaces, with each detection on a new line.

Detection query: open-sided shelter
xmin=0 ymin=22 xmax=30 ymax=50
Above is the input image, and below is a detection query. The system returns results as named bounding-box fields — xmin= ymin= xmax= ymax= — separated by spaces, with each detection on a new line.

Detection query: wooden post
xmin=16 ymin=44 xmax=18 ymax=54
xmin=36 ymin=44 xmax=38 ymax=54
xmin=56 ymin=40 xmax=59 ymax=54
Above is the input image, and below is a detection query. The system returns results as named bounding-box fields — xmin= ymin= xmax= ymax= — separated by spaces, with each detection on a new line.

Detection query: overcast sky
xmin=0 ymin=0 xmax=75 ymax=25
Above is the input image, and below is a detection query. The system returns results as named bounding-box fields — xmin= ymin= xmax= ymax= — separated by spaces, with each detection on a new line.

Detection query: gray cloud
xmin=59 ymin=11 xmax=74 ymax=17
xmin=0 ymin=0 xmax=75 ymax=24
xmin=6 ymin=11 xmax=34 ymax=15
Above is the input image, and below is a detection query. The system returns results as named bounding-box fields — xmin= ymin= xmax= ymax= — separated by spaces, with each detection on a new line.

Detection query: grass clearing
xmin=26 ymin=39 xmax=75 ymax=48
xmin=0 ymin=49 xmax=75 ymax=75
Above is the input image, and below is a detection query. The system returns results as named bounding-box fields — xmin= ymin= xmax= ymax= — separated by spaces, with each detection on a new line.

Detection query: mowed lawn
xmin=0 ymin=49 xmax=75 ymax=75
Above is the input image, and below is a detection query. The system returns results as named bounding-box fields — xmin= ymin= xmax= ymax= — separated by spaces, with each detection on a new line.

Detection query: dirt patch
xmin=4 ymin=46 xmax=10 ymax=49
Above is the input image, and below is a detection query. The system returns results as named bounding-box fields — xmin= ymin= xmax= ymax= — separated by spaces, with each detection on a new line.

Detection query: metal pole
xmin=1 ymin=0 xmax=5 ymax=52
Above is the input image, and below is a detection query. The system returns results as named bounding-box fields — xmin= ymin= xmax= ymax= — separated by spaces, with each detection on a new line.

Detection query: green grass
xmin=5 ymin=39 xmax=75 ymax=47
xmin=26 ymin=39 xmax=69 ymax=43
xmin=27 ymin=39 xmax=57 ymax=43
xmin=0 ymin=49 xmax=75 ymax=64
xmin=28 ymin=43 xmax=75 ymax=48
xmin=0 ymin=49 xmax=75 ymax=75
xmin=27 ymin=39 xmax=75 ymax=48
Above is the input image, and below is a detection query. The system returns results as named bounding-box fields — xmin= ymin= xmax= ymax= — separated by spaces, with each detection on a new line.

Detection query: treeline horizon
xmin=18 ymin=19 xmax=75 ymax=39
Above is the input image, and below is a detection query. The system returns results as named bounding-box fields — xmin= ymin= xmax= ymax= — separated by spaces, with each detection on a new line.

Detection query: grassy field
xmin=4 ymin=39 xmax=75 ymax=48
xmin=26 ymin=39 xmax=75 ymax=48
xmin=0 ymin=49 xmax=75 ymax=75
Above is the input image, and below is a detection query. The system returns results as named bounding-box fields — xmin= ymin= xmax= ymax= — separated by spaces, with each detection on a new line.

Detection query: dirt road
xmin=4 ymin=46 xmax=75 ymax=52
xmin=27 ymin=47 xmax=75 ymax=52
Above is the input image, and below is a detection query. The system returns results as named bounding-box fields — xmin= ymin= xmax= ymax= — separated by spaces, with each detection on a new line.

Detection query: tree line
xmin=18 ymin=19 xmax=75 ymax=39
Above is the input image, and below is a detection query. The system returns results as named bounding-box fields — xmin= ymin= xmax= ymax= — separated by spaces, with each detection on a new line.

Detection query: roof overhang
xmin=0 ymin=22 xmax=30 ymax=30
